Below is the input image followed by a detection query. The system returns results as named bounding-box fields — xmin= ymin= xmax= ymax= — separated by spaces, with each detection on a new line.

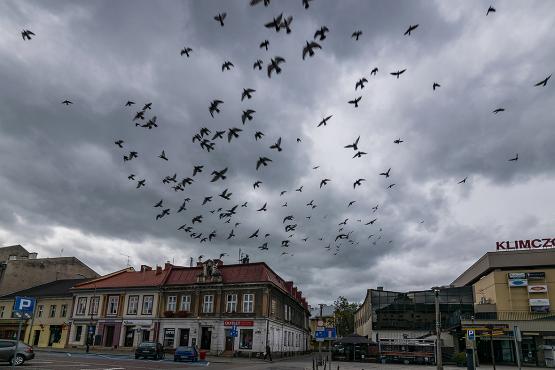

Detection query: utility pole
xmin=319 ymin=303 xmax=324 ymax=367
xmin=488 ymin=325 xmax=496 ymax=370
xmin=432 ymin=287 xmax=443 ymax=370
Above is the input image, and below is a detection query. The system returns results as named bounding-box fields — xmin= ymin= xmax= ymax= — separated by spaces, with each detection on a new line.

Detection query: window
xmin=61 ymin=304 xmax=67 ymax=317
xmin=203 ymin=295 xmax=213 ymax=313
xmin=49 ymin=305 xmax=57 ymax=318
xmin=284 ymin=330 xmax=288 ymax=346
xmin=226 ymin=294 xmax=237 ymax=313
xmin=75 ymin=326 xmax=83 ymax=342
xmin=127 ymin=296 xmax=139 ymax=315
xmin=142 ymin=295 xmax=154 ymax=315
xmin=243 ymin=294 xmax=254 ymax=313
xmin=167 ymin=296 xmax=177 ymax=311
xmin=107 ymin=296 xmax=119 ymax=316
xmin=0 ymin=306 xmax=4 ymax=318
xmin=76 ymin=298 xmax=87 ymax=315
xmin=239 ymin=329 xmax=253 ymax=349
xmin=90 ymin=297 xmax=99 ymax=315
xmin=37 ymin=305 xmax=44 ymax=318
xmin=180 ymin=295 xmax=191 ymax=311
xmin=163 ymin=328 xmax=175 ymax=347
xmin=271 ymin=298 xmax=277 ymax=316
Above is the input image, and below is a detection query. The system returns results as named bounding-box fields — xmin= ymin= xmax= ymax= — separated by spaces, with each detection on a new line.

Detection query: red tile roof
xmin=72 ymin=266 xmax=171 ymax=290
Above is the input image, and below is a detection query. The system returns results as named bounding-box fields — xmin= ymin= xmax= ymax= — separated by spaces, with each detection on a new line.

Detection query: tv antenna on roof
xmin=118 ymin=251 xmax=131 ymax=267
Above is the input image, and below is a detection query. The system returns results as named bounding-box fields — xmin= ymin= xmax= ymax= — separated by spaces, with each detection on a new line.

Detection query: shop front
xmin=121 ymin=320 xmax=153 ymax=348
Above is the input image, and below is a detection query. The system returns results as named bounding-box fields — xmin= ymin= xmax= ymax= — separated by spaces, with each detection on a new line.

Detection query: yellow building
xmin=0 ymin=279 xmax=86 ymax=348
xmin=452 ymin=248 xmax=555 ymax=366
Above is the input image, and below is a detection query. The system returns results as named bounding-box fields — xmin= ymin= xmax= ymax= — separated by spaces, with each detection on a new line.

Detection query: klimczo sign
xmin=496 ymin=238 xmax=555 ymax=251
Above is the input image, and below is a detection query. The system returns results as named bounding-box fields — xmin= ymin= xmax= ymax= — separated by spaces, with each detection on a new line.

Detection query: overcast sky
xmin=1 ymin=0 xmax=554 ymax=305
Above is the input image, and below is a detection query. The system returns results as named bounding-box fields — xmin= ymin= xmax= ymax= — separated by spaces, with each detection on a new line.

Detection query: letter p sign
xmin=15 ymin=296 xmax=35 ymax=314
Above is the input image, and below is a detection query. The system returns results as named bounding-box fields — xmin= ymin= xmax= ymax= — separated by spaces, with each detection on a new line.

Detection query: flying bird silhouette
xmin=534 ymin=75 xmax=551 ymax=87
xmin=255 ymin=131 xmax=264 ymax=140
xmin=370 ymin=67 xmax=378 ymax=76
xmin=241 ymin=88 xmax=256 ymax=101
xmin=404 ymin=24 xmax=419 ymax=35
xmin=314 ymin=26 xmax=329 ymax=41
xmin=209 ymin=100 xmax=223 ymax=117
xmin=222 ymin=61 xmax=234 ymax=71
xmin=61 ymin=100 xmax=73 ymax=105
xmin=390 ymin=69 xmax=407 ymax=78
xmin=353 ymin=178 xmax=365 ymax=188
xmin=210 ymin=168 xmax=228 ymax=182
xmin=353 ymin=151 xmax=367 ymax=158
xmin=257 ymin=203 xmax=267 ymax=212
xmin=486 ymin=6 xmax=496 ymax=15
xmin=493 ymin=108 xmax=505 ymax=114
xmin=320 ymin=179 xmax=331 ymax=188
xmin=380 ymin=168 xmax=391 ymax=178
xmin=251 ymin=0 xmax=271 ymax=6
xmin=21 ymin=29 xmax=35 ymax=40
xmin=253 ymin=59 xmax=263 ymax=70
xmin=281 ymin=15 xmax=293 ymax=34
xmin=125 ymin=101 xmax=135 ymax=107
xmin=253 ymin=181 xmax=262 ymax=189
xmin=394 ymin=138 xmax=404 ymax=144
xmin=214 ymin=13 xmax=226 ymax=27
xmin=256 ymin=157 xmax=272 ymax=170
xmin=114 ymin=140 xmax=124 ymax=148
xmin=352 ymin=30 xmax=362 ymax=40
xmin=260 ymin=40 xmax=269 ymax=50
xmin=433 ymin=82 xmax=441 ymax=90
xmin=227 ymin=127 xmax=243 ymax=142
xmin=270 ymin=137 xmax=282 ymax=151
xmin=159 ymin=150 xmax=168 ymax=161
xmin=180 ymin=47 xmax=192 ymax=57
xmin=265 ymin=13 xmax=283 ymax=32
xmin=219 ymin=188 xmax=232 ymax=200
xmin=355 ymin=78 xmax=368 ymax=90
xmin=241 ymin=109 xmax=256 ymax=124
xmin=458 ymin=177 xmax=468 ymax=184
xmin=318 ymin=115 xmax=333 ymax=127
xmin=268 ymin=56 xmax=286 ymax=78
xmin=508 ymin=154 xmax=519 ymax=162
xmin=302 ymin=41 xmax=322 ymax=60
xmin=345 ymin=136 xmax=360 ymax=151
xmin=348 ymin=96 xmax=362 ymax=108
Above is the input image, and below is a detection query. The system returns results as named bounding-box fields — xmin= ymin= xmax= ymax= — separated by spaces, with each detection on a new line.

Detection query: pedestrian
xmin=264 ymin=343 xmax=272 ymax=362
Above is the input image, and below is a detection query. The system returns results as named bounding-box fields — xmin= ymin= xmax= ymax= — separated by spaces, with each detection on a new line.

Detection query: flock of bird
xmin=20 ymin=1 xmax=551 ymax=263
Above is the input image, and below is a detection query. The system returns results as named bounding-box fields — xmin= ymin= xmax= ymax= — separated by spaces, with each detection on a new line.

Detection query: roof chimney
xmin=140 ymin=265 xmax=152 ymax=272
xmin=377 ymin=286 xmax=384 ymax=291
xmin=155 ymin=265 xmax=162 ymax=275
xmin=164 ymin=262 xmax=172 ymax=270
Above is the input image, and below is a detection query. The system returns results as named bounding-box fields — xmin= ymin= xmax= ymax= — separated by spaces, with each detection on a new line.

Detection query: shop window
xmin=75 ymin=326 xmax=83 ymax=342
xmin=226 ymin=294 xmax=237 ymax=313
xmin=180 ymin=295 xmax=191 ymax=311
xmin=76 ymin=298 xmax=87 ymax=315
xmin=243 ymin=294 xmax=254 ymax=313
xmin=142 ymin=295 xmax=154 ymax=315
xmin=127 ymin=296 xmax=138 ymax=315
xmin=163 ymin=328 xmax=175 ymax=347
xmin=167 ymin=296 xmax=177 ymax=311
xmin=239 ymin=329 xmax=253 ymax=349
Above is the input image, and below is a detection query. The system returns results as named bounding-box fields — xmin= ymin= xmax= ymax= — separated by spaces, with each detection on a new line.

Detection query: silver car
xmin=0 ymin=340 xmax=35 ymax=366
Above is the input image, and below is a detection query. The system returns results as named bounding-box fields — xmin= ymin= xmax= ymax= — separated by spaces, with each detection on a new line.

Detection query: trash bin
xmin=199 ymin=350 xmax=207 ymax=360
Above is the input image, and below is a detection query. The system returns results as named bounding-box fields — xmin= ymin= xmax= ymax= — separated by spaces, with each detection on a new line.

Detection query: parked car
xmin=0 ymin=340 xmax=35 ymax=366
xmin=174 ymin=346 xmax=198 ymax=362
xmin=135 ymin=341 xmax=164 ymax=360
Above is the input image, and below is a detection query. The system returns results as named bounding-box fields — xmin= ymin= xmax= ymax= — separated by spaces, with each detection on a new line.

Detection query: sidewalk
xmin=308 ymin=362 xmax=544 ymax=370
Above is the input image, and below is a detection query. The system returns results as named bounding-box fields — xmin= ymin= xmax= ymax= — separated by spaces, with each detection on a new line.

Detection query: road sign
xmin=14 ymin=296 xmax=35 ymax=314
xmin=229 ymin=325 xmax=238 ymax=337
xmin=468 ymin=330 xmax=475 ymax=341
xmin=317 ymin=320 xmax=324 ymax=326
xmin=326 ymin=327 xmax=337 ymax=339
xmin=315 ymin=330 xmax=327 ymax=339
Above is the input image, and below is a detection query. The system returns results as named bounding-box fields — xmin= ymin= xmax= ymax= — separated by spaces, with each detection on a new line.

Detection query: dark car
xmin=135 ymin=341 xmax=164 ymax=360
xmin=174 ymin=346 xmax=198 ymax=362
xmin=0 ymin=340 xmax=35 ymax=366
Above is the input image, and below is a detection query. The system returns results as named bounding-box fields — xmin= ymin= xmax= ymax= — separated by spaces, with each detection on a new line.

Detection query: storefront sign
xmin=528 ymin=285 xmax=548 ymax=293
xmin=508 ymin=279 xmax=528 ymax=287
xmin=508 ymin=272 xmax=526 ymax=279
xmin=123 ymin=320 xmax=152 ymax=326
xmin=496 ymin=238 xmax=555 ymax=250
xmin=527 ymin=272 xmax=546 ymax=280
xmin=531 ymin=306 xmax=550 ymax=313
xmin=223 ymin=320 xmax=254 ymax=327
xmin=529 ymin=299 xmax=550 ymax=306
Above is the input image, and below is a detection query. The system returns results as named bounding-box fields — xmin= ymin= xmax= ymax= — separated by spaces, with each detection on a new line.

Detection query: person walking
xmin=264 ymin=343 xmax=272 ymax=362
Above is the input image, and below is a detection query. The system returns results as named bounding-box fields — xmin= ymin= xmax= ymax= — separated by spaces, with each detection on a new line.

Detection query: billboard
xmin=527 ymin=272 xmax=546 ymax=280
xmin=528 ymin=285 xmax=548 ymax=293
xmin=529 ymin=299 xmax=550 ymax=306
xmin=508 ymin=279 xmax=528 ymax=287
xmin=508 ymin=272 xmax=526 ymax=279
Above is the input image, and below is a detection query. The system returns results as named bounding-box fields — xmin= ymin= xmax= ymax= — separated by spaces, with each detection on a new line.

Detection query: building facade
xmin=0 ymin=279 xmax=86 ymax=348
xmin=69 ymin=260 xmax=310 ymax=356
xmin=452 ymin=248 xmax=555 ymax=366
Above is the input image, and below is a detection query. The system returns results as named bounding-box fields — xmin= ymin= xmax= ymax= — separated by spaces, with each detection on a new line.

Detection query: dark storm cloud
xmin=1 ymin=0 xmax=554 ymax=305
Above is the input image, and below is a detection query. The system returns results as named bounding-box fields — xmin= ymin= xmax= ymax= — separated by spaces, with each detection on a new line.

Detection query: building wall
xmin=0 ymin=257 xmax=98 ymax=296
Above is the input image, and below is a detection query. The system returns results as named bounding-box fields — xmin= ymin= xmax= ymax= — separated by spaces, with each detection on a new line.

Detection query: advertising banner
xmin=528 ymin=285 xmax=548 ymax=293
xmin=508 ymin=279 xmax=528 ymax=287
xmin=529 ymin=299 xmax=550 ymax=306
xmin=527 ymin=272 xmax=546 ymax=280
xmin=508 ymin=272 xmax=526 ymax=279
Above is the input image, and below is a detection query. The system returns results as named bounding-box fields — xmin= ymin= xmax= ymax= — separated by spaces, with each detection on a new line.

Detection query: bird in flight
xmin=222 ymin=61 xmax=234 ymax=71
xmin=212 ymin=130 xmax=225 ymax=141
xmin=159 ymin=150 xmax=168 ymax=161
xmin=61 ymin=100 xmax=73 ymax=105
xmin=344 ymin=136 xmax=360 ymax=151
xmin=256 ymin=157 xmax=272 ymax=170
xmin=180 ymin=47 xmax=192 ymax=57
xmin=353 ymin=178 xmax=365 ymax=188
xmin=318 ymin=115 xmax=333 ymax=127
xmin=394 ymin=138 xmax=404 ymax=144
xmin=257 ymin=203 xmax=267 ymax=212
xmin=508 ymin=154 xmax=519 ymax=162
xmin=348 ymin=96 xmax=362 ymax=108
xmin=214 ymin=13 xmax=226 ymax=27
xmin=404 ymin=24 xmax=419 ymax=36
xmin=458 ymin=177 xmax=468 ymax=184
xmin=352 ymin=30 xmax=362 ymax=40
xmin=153 ymin=200 xmax=163 ymax=208
xmin=268 ymin=57 xmax=286 ymax=78
xmin=353 ymin=151 xmax=367 ymax=158
xmin=387 ymin=183 xmax=396 ymax=189
xmin=270 ymin=137 xmax=282 ymax=151
xmin=486 ymin=6 xmax=496 ymax=16
xmin=202 ymin=196 xmax=213 ymax=205
xmin=320 ymin=179 xmax=331 ymax=188
xmin=314 ymin=26 xmax=329 ymax=41
xmin=136 ymin=179 xmax=146 ymax=188
xmin=210 ymin=168 xmax=228 ymax=182
xmin=251 ymin=0 xmax=271 ymax=6
xmin=302 ymin=41 xmax=322 ymax=60
xmin=253 ymin=59 xmax=263 ymax=70
xmin=370 ymin=67 xmax=378 ymax=76
xmin=534 ymin=75 xmax=551 ymax=87
xmin=241 ymin=109 xmax=256 ymax=124
xmin=380 ymin=168 xmax=391 ymax=178
xmin=219 ymin=188 xmax=232 ymax=200
xmin=255 ymin=131 xmax=264 ymax=140
xmin=209 ymin=100 xmax=223 ymax=117
xmin=265 ymin=13 xmax=283 ymax=32
xmin=281 ymin=15 xmax=293 ymax=34
xmin=433 ymin=82 xmax=441 ymax=90
xmin=258 ymin=242 xmax=269 ymax=250
xmin=493 ymin=108 xmax=505 ymax=114
xmin=125 ymin=101 xmax=135 ymax=107
xmin=355 ymin=78 xmax=368 ymax=90
xmin=21 ymin=29 xmax=35 ymax=40
xmin=302 ymin=0 xmax=313 ymax=9
xmin=365 ymin=218 xmax=377 ymax=225
xmin=253 ymin=180 xmax=262 ymax=189
xmin=390 ymin=69 xmax=407 ymax=78
xmin=260 ymin=40 xmax=269 ymax=50
xmin=347 ymin=201 xmax=356 ymax=207
xmin=114 ymin=140 xmax=124 ymax=148
xmin=227 ymin=127 xmax=242 ymax=142
xmin=242 ymin=88 xmax=256 ymax=101
xmin=249 ymin=229 xmax=260 ymax=239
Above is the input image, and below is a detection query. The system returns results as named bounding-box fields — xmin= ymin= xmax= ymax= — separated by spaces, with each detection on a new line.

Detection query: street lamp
xmin=431 ymin=287 xmax=443 ymax=370
xmin=77 ymin=274 xmax=96 ymax=353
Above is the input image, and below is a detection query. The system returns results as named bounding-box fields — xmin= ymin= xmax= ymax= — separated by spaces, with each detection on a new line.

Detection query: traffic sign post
xmin=514 ymin=326 xmax=522 ymax=370
xmin=12 ymin=297 xmax=35 ymax=370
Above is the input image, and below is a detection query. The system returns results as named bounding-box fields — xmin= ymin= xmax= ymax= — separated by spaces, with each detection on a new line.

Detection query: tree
xmin=333 ymin=296 xmax=360 ymax=337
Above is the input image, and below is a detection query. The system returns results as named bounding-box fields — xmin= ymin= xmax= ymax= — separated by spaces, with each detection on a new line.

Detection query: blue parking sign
xmin=468 ymin=330 xmax=475 ymax=341
xmin=14 ymin=296 xmax=35 ymax=314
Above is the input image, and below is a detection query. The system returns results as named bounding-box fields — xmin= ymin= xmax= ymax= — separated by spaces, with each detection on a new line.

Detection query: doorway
xmin=224 ymin=329 xmax=234 ymax=351
xmin=142 ymin=329 xmax=150 ymax=342
xmin=104 ymin=326 xmax=115 ymax=347
xmin=33 ymin=330 xmax=40 ymax=346
xmin=48 ymin=326 xmax=62 ymax=346
xmin=124 ymin=326 xmax=134 ymax=347
xmin=200 ymin=327 xmax=211 ymax=350
xmin=179 ymin=329 xmax=190 ymax=346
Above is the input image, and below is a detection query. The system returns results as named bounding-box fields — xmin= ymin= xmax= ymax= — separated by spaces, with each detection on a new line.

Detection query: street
xmin=0 ymin=352 xmax=542 ymax=370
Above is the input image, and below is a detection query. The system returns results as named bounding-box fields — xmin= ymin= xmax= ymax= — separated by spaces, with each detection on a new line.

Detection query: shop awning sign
xmin=528 ymin=285 xmax=548 ymax=293
xmin=529 ymin=298 xmax=550 ymax=306
xmin=223 ymin=320 xmax=254 ymax=327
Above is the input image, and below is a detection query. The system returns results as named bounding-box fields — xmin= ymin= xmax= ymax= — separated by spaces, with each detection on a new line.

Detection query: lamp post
xmin=432 ymin=287 xmax=443 ymax=370
xmin=77 ymin=274 xmax=96 ymax=353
